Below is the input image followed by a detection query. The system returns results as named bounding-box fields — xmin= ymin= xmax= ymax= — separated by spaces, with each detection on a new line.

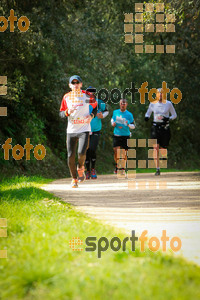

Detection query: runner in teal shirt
xmin=112 ymin=109 xmax=134 ymax=136
xmin=90 ymin=99 xmax=108 ymax=132
xmin=86 ymin=87 xmax=109 ymax=179
xmin=111 ymin=99 xmax=135 ymax=174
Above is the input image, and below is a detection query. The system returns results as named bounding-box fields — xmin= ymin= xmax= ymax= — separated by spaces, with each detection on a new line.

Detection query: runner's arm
xmin=103 ymin=111 xmax=109 ymax=118
xmin=91 ymin=105 xmax=97 ymax=118
xmin=102 ymin=105 xmax=109 ymax=118
xmin=98 ymin=108 xmax=109 ymax=119
xmin=169 ymin=102 xmax=177 ymax=120
xmin=111 ymin=118 xmax=115 ymax=125
xmin=88 ymin=92 xmax=97 ymax=117
xmin=111 ymin=112 xmax=116 ymax=127
xmin=129 ymin=122 xmax=135 ymax=129
xmin=97 ymin=102 xmax=109 ymax=119
xmin=59 ymin=96 xmax=68 ymax=118
xmin=145 ymin=104 xmax=153 ymax=121
xmin=128 ymin=114 xmax=135 ymax=129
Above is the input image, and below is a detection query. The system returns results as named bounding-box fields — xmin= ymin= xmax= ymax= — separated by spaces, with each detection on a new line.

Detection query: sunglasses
xmin=71 ymin=81 xmax=80 ymax=85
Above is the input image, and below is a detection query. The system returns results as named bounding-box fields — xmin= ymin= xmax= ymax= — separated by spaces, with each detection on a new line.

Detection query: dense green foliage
xmin=0 ymin=0 xmax=199 ymax=177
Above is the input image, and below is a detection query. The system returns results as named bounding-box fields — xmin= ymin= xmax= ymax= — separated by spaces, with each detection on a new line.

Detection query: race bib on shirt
xmin=116 ymin=115 xmax=128 ymax=126
xmin=154 ymin=114 xmax=163 ymax=122
xmin=70 ymin=117 xmax=88 ymax=124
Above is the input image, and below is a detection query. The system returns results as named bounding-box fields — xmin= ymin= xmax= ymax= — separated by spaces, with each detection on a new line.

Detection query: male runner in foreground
xmin=145 ymin=88 xmax=177 ymax=175
xmin=111 ymin=99 xmax=135 ymax=174
xmin=85 ymin=86 xmax=109 ymax=179
xmin=59 ymin=75 xmax=97 ymax=188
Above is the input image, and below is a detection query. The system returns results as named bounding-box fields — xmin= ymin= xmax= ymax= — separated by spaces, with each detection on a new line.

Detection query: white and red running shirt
xmin=60 ymin=90 xmax=97 ymax=133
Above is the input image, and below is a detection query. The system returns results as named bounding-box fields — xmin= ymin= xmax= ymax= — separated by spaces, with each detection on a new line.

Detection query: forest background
xmin=0 ymin=0 xmax=199 ymax=178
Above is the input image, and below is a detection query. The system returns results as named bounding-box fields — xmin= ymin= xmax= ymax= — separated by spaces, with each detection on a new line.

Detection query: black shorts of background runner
xmin=151 ymin=125 xmax=171 ymax=148
xmin=85 ymin=131 xmax=101 ymax=170
xmin=113 ymin=135 xmax=130 ymax=150
xmin=67 ymin=132 xmax=89 ymax=178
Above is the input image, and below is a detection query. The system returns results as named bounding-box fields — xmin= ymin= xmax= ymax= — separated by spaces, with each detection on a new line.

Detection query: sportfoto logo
xmin=0 ymin=9 xmax=30 ymax=32
xmin=124 ymin=3 xmax=176 ymax=53
xmin=86 ymin=81 xmax=182 ymax=105
xmin=69 ymin=230 xmax=182 ymax=258
xmin=1 ymin=138 xmax=46 ymax=160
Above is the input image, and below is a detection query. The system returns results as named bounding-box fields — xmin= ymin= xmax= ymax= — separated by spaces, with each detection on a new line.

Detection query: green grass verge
xmin=0 ymin=176 xmax=200 ymax=300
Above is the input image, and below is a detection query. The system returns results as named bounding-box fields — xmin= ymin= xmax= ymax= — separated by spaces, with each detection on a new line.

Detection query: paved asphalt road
xmin=42 ymin=172 xmax=200 ymax=265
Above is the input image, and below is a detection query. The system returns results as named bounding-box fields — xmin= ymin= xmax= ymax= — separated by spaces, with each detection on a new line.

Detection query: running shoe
xmin=91 ymin=168 xmax=97 ymax=179
xmin=118 ymin=168 xmax=127 ymax=178
xmin=121 ymin=168 xmax=126 ymax=175
xmin=71 ymin=179 xmax=78 ymax=188
xmin=155 ymin=169 xmax=160 ymax=176
xmin=86 ymin=171 xmax=90 ymax=180
xmin=77 ymin=166 xmax=85 ymax=182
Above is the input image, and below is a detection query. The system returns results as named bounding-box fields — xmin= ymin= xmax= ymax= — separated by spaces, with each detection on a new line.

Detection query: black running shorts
xmin=113 ymin=135 xmax=130 ymax=150
xmin=151 ymin=125 xmax=171 ymax=148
